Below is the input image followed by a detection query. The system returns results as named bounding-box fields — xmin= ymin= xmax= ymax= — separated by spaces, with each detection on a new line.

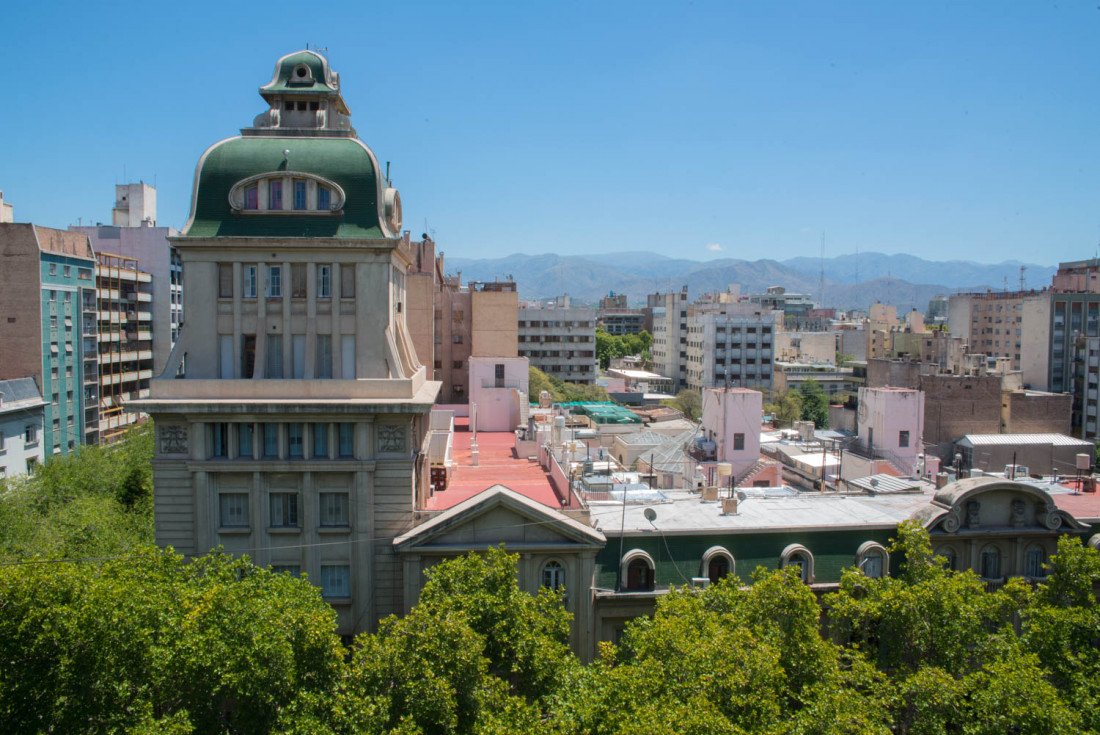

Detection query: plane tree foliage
xmin=595 ymin=328 xmax=652 ymax=370
xmin=529 ymin=365 xmax=610 ymax=405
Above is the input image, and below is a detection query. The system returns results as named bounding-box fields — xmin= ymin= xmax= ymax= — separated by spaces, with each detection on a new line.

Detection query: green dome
xmin=182 ymin=136 xmax=387 ymax=240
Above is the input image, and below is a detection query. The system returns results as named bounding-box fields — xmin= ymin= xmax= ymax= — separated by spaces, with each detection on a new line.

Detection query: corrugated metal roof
xmin=959 ymin=433 xmax=1094 ymax=448
xmin=848 ymin=474 xmax=922 ymax=494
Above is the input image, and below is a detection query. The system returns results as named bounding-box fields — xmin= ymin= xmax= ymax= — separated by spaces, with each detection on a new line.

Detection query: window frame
xmin=219 ymin=492 xmax=250 ymax=528
xmin=319 ymin=492 xmax=350 ymax=528
xmin=269 ymin=492 xmax=300 ymax=529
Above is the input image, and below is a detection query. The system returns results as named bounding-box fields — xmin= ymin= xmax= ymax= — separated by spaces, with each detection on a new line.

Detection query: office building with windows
xmin=132 ymin=50 xmax=439 ymax=637
xmin=0 ymin=223 xmax=98 ymax=454
xmin=518 ymin=299 xmax=597 ymax=384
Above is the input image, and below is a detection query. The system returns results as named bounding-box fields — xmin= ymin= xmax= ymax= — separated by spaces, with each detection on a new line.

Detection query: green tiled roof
xmin=260 ymin=50 xmax=338 ymax=95
xmin=182 ymin=136 xmax=385 ymax=240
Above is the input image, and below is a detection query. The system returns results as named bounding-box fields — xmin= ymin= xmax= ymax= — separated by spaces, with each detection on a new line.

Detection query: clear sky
xmin=3 ymin=1 xmax=1098 ymax=265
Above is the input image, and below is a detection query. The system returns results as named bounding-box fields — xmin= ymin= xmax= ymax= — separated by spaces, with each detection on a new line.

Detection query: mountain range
xmin=442 ymin=251 xmax=1057 ymax=312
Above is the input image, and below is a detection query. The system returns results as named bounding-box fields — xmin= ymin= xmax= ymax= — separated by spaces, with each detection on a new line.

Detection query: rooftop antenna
xmin=819 ymin=232 xmax=826 ymax=306
xmin=1019 ymin=265 xmax=1026 ymax=291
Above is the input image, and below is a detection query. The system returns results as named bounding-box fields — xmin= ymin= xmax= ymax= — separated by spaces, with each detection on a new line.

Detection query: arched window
xmin=938 ymin=546 xmax=958 ymax=572
xmin=856 ymin=542 xmax=890 ymax=579
xmin=542 ymin=560 xmax=566 ymax=591
xmin=621 ymin=549 xmax=655 ymax=591
xmin=1025 ymin=546 xmax=1047 ymax=579
xmin=701 ymin=546 xmax=735 ymax=584
xmin=980 ymin=546 xmax=1001 ymax=580
xmin=780 ymin=544 xmax=814 ymax=584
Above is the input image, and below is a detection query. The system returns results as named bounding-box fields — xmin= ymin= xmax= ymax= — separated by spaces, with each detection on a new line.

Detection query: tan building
xmin=132 ymin=50 xmax=440 ymax=637
xmin=947 ymin=290 xmax=1051 ymax=388
xmin=773 ymin=331 xmax=836 ymax=364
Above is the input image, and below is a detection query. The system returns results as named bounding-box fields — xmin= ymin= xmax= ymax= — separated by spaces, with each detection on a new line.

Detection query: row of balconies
xmin=100 ymin=369 xmax=154 ymax=386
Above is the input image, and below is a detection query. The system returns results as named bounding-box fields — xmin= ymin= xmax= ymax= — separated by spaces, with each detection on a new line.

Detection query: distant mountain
xmin=443 ymin=251 xmax=1056 ymax=312
xmin=781 ymin=252 xmax=1054 ymax=290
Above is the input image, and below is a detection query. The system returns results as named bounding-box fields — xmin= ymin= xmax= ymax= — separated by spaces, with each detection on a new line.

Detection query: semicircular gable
xmin=914 ymin=477 xmax=1087 ymax=533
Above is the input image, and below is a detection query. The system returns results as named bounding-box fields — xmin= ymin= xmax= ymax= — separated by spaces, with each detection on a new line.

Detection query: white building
xmin=468 ymin=356 xmax=529 ymax=432
xmin=0 ymin=378 xmax=46 ymax=478
xmin=685 ymin=301 xmax=781 ymax=392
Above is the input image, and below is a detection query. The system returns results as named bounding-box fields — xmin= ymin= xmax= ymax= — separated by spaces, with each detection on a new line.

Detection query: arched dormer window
xmin=938 ymin=545 xmax=959 ymax=571
xmin=701 ymin=546 xmax=735 ymax=584
xmin=542 ymin=560 xmax=565 ymax=592
xmin=229 ymin=172 xmax=344 ymax=214
xmin=856 ymin=541 xmax=890 ymax=579
xmin=780 ymin=544 xmax=814 ymax=584
xmin=621 ymin=549 xmax=655 ymax=591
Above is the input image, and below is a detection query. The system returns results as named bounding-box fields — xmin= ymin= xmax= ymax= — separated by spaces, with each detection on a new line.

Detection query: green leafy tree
xmin=799 ymin=378 xmax=829 ymax=428
xmin=0 ymin=548 xmax=346 ymax=735
xmin=661 ymin=388 xmax=702 ymax=421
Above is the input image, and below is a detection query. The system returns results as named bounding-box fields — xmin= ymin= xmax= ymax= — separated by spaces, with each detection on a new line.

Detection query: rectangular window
xmin=319 ymin=492 xmax=349 ymax=527
xmin=733 ymin=432 xmax=745 ymax=451
xmin=63 ymin=265 xmax=71 ymax=277
xmin=269 ymin=493 xmax=299 ymax=528
xmin=266 ymin=335 xmax=283 ymax=378
xmin=291 ymin=264 xmax=306 ymax=298
xmin=263 ymin=423 xmax=279 ymax=458
xmin=340 ymin=265 xmax=354 ymax=298
xmin=218 ymin=264 xmax=233 ymax=298
xmin=243 ymin=266 xmax=257 ymax=298
xmin=244 ymin=185 xmax=258 ymax=210
xmin=317 ymin=185 xmax=331 ymax=211
xmin=267 ymin=265 xmax=282 ymax=297
xmin=49 ymin=263 xmax=57 ymax=275
xmin=219 ymin=335 xmax=234 ymax=379
xmin=318 ymin=265 xmax=332 ymax=298
xmin=238 ymin=423 xmax=254 ymax=458
xmin=288 ymin=423 xmax=304 ymax=458
xmin=899 ymin=430 xmax=910 ymax=448
xmin=219 ymin=493 xmax=249 ymax=527
xmin=316 ymin=335 xmax=332 ymax=379
xmin=268 ymin=179 xmax=283 ymax=210
xmin=341 ymin=336 xmax=355 ymax=379
xmin=241 ymin=334 xmax=256 ymax=379
xmin=210 ymin=422 xmax=229 ymax=458
xmin=337 ymin=423 xmax=354 ymax=457
xmin=320 ymin=565 xmax=350 ymax=599
xmin=24 ymin=425 xmax=36 ymax=444
xmin=313 ymin=423 xmax=329 ymax=457
xmin=292 ymin=335 xmax=306 ymax=378
xmin=294 ymin=180 xmax=307 ymax=210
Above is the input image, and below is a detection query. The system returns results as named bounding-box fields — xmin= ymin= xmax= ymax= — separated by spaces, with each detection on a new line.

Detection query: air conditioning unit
xmin=691 ymin=577 xmax=710 ymax=589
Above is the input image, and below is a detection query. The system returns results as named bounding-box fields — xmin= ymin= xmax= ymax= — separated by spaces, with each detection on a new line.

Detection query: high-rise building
xmin=518 ymin=300 xmax=596 ymax=383
xmin=132 ymin=50 xmax=439 ymax=637
xmin=947 ymin=290 xmax=1051 ymax=388
xmin=648 ymin=287 xmax=689 ymax=391
xmin=684 ymin=300 xmax=780 ymax=392
xmin=72 ymin=184 xmax=184 ymax=374
xmin=0 ymin=224 xmax=98 ymax=455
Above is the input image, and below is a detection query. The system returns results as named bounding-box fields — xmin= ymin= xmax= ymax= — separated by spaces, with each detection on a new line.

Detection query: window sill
xmin=218 ymin=526 xmax=252 ymax=535
xmin=318 ymin=525 xmax=351 ymax=535
xmin=322 ymin=596 xmax=352 ymax=605
xmin=267 ymin=526 xmax=301 ymax=535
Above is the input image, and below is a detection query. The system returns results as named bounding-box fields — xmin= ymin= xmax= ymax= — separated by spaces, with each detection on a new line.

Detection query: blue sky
xmin=3 ymin=1 xmax=1098 ymax=265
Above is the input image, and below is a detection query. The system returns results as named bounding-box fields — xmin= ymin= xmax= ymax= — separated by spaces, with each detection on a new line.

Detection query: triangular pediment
xmin=394 ymin=485 xmax=605 ymax=552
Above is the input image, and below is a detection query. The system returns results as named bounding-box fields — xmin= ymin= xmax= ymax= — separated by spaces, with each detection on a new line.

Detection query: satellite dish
xmin=643 ymin=508 xmax=657 ymax=522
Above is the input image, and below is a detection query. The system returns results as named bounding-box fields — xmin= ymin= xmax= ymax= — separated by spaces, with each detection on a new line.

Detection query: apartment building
xmin=518 ymin=299 xmax=596 ymax=384
xmin=947 ymin=290 xmax=1051 ymax=388
xmin=0 ymin=378 xmax=46 ymax=477
xmin=684 ymin=301 xmax=781 ymax=392
xmin=92 ymin=253 xmax=155 ymax=442
xmin=0 ymin=222 xmax=98 ymax=454
xmin=648 ymin=287 xmax=689 ymax=391
xmin=72 ymin=183 xmax=184 ymax=373
xmin=132 ymin=50 xmax=440 ymax=637
xmin=748 ymin=286 xmax=815 ymax=329
xmin=1049 ymin=260 xmax=1100 ymax=395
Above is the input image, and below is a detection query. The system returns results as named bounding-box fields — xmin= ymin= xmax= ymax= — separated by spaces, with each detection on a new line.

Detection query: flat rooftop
xmin=426 ymin=417 xmax=565 ymax=511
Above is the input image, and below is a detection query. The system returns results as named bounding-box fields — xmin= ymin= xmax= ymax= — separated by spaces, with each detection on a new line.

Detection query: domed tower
xmin=133 ymin=50 xmax=439 ymax=635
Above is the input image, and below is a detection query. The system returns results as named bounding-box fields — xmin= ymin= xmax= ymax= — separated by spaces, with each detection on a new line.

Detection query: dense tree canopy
xmin=6 ymin=430 xmax=1100 ymax=735
xmin=661 ymin=388 xmax=702 ymax=421
xmin=529 ymin=366 xmax=611 ymax=405
xmin=595 ymin=328 xmax=652 ymax=370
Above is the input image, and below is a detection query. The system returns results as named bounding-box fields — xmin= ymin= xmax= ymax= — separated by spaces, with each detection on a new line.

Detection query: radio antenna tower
xmin=819 ymin=233 xmax=826 ymax=305
xmin=1019 ymin=265 xmax=1026 ymax=291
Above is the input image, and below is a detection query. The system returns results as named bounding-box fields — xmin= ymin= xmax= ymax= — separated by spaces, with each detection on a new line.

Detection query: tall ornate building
xmin=134 ymin=51 xmax=439 ymax=635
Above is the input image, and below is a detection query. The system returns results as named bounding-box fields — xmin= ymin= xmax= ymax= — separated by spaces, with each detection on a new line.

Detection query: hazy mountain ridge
xmin=443 ymin=251 xmax=1055 ymax=311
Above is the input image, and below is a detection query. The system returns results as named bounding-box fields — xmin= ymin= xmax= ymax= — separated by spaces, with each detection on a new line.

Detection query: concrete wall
xmin=1020 ymin=297 xmax=1052 ymax=389
xmin=857 ymin=387 xmax=924 ymax=472
xmin=1002 ymin=391 xmax=1072 ymax=435
xmin=922 ymin=374 xmax=1002 ymax=447
xmin=469 ymin=357 xmax=529 ymax=431
xmin=472 ymin=290 xmax=518 ymax=358
xmin=701 ymin=388 xmax=762 ymax=476
xmin=774 ymin=331 xmax=835 ymax=363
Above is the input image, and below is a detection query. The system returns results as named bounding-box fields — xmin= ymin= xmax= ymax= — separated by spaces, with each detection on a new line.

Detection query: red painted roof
xmin=1052 ymin=485 xmax=1100 ymax=520
xmin=426 ymin=418 xmax=566 ymax=511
